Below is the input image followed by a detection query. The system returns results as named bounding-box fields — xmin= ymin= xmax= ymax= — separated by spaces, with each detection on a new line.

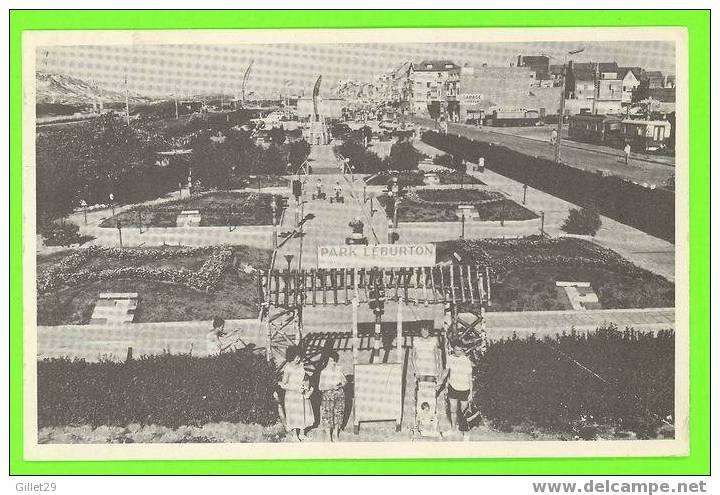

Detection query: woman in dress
xmin=279 ymin=346 xmax=314 ymax=441
xmin=318 ymin=351 xmax=347 ymax=442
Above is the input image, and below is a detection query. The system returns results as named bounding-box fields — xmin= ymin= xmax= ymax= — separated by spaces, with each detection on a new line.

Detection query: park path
xmin=274 ymin=144 xmax=389 ymax=271
xmin=37 ymin=308 xmax=675 ymax=362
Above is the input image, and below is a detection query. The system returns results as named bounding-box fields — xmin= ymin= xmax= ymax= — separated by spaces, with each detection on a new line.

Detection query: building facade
xmin=565 ymin=61 xmax=623 ymax=115
xmin=409 ymin=60 xmax=461 ymax=119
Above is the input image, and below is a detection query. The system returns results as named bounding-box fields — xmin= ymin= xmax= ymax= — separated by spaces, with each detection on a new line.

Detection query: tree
xmin=260 ymin=145 xmax=287 ymax=175
xmin=267 ymin=126 xmax=286 ymax=145
xmin=288 ymin=139 xmax=311 ymax=168
xmin=561 ymin=206 xmax=602 ymax=236
xmin=385 ymin=141 xmax=423 ymax=171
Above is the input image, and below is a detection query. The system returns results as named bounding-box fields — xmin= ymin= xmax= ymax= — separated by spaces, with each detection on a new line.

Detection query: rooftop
xmin=413 ymin=60 xmax=461 ymax=72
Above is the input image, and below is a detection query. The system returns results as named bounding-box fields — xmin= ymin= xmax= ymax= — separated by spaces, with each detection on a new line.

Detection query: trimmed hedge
xmin=422 ymin=131 xmax=675 ymax=243
xmin=37 ymin=351 xmax=280 ymax=429
xmin=474 ymin=326 xmax=675 ymax=439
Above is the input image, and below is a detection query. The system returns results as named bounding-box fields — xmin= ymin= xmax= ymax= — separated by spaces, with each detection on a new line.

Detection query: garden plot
xmin=437 ymin=236 xmax=675 ymax=312
xmin=378 ymin=188 xmax=537 ymax=223
xmin=99 ymin=191 xmax=283 ymax=229
xmin=36 ymin=245 xmax=271 ymax=326
xmin=364 ymin=170 xmax=484 ymax=187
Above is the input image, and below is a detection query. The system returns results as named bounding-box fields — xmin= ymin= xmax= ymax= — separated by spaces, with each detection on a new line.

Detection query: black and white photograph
xmin=22 ymin=27 xmax=688 ymax=460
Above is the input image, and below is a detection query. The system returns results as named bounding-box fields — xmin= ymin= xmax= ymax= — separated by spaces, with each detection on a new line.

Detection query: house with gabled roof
xmin=618 ymin=67 xmax=644 ymax=104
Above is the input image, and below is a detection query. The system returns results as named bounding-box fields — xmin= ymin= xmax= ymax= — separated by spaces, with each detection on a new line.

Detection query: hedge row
xmin=422 ymin=131 xmax=675 ymax=243
xmin=474 ymin=325 xmax=675 ymax=439
xmin=37 ymin=350 xmax=280 ymax=429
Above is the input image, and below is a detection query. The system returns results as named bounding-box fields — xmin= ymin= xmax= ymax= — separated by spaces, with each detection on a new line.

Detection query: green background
xmin=9 ymin=10 xmax=710 ymax=475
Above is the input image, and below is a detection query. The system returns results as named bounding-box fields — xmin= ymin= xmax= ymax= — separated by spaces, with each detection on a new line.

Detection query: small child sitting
xmin=416 ymin=401 xmax=440 ymax=438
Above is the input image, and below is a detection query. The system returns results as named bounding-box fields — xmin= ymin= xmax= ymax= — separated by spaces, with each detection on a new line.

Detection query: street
xmin=412 ymin=117 xmax=676 ymax=187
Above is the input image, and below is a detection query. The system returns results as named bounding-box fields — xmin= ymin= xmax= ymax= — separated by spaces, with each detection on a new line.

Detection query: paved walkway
xmin=37 ymin=307 xmax=675 ymax=362
xmin=275 ymin=145 xmax=390 ymax=271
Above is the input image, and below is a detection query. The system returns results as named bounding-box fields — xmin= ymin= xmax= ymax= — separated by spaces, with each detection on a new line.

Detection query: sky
xmin=38 ymin=40 xmax=676 ymax=99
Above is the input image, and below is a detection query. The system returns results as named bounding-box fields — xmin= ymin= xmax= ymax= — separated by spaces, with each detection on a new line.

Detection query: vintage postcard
xmin=23 ymin=26 xmax=688 ymax=460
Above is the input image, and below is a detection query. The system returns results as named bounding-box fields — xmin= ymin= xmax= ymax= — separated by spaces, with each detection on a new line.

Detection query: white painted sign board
xmin=317 ymin=244 xmax=435 ymax=269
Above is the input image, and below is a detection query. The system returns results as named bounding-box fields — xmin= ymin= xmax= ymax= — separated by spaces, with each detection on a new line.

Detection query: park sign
xmin=317 ymin=244 xmax=435 ymax=269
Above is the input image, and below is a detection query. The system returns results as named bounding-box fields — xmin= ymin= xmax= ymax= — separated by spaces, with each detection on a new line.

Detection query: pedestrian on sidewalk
xmin=624 ymin=142 xmax=632 ymax=165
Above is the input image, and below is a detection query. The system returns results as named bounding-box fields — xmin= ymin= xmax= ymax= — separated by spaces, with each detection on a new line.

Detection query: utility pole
xmin=174 ymin=86 xmax=179 ymax=120
xmin=553 ymin=48 xmax=584 ymax=163
xmin=591 ymin=62 xmax=599 ymax=115
xmin=555 ymin=63 xmax=567 ymax=163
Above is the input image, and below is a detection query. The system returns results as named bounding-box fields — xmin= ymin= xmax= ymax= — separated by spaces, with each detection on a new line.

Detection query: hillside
xmin=36 ymin=71 xmax=149 ymax=105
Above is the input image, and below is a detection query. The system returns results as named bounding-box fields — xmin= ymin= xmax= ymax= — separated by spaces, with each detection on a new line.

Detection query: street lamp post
xmin=116 ymin=220 xmax=123 ymax=247
xmin=80 ymin=200 xmax=88 ymax=225
xmin=522 ymin=184 xmax=528 ymax=205
xmin=271 ymin=197 xmax=278 ymax=249
xmin=393 ymin=198 xmax=400 ymax=228
xmin=109 ymin=193 xmax=115 ymax=217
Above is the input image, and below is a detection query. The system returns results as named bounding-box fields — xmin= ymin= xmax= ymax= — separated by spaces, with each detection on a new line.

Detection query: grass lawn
xmin=436 ymin=236 xmax=675 ymax=311
xmin=37 ymin=245 xmax=270 ymax=326
xmin=378 ymin=188 xmax=537 ymax=223
xmin=99 ymin=191 xmax=282 ymax=228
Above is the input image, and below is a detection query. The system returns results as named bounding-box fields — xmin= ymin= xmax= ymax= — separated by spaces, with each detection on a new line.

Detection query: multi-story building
xmin=565 ymin=61 xmax=623 ymax=115
xmin=458 ymin=66 xmax=539 ymax=121
xmin=408 ymin=60 xmax=461 ymax=119
xmin=517 ymin=55 xmax=550 ymax=81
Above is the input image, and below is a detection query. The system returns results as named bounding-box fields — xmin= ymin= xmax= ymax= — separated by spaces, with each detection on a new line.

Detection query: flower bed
xmin=364 ymin=170 xmax=484 ymax=187
xmin=377 ymin=188 xmax=538 ymax=223
xmin=99 ymin=191 xmax=283 ymax=228
xmin=37 ymin=245 xmax=270 ymax=325
xmin=436 ymin=236 xmax=675 ymax=311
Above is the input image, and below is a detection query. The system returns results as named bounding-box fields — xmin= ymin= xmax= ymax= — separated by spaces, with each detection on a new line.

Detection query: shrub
xmin=433 ymin=153 xmax=463 ymax=170
xmin=385 ymin=141 xmax=423 ymax=171
xmin=39 ymin=220 xmax=91 ymax=247
xmin=37 ymin=350 xmax=280 ymax=428
xmin=561 ymin=206 xmax=602 ymax=236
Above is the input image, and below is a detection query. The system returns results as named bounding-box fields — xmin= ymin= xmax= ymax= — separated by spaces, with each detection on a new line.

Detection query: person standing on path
xmin=439 ymin=345 xmax=474 ymax=432
xmin=624 ymin=142 xmax=632 ymax=165
xmin=279 ymin=346 xmax=314 ymax=441
xmin=318 ymin=351 xmax=347 ymax=442
xmin=413 ymin=325 xmax=440 ymax=382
